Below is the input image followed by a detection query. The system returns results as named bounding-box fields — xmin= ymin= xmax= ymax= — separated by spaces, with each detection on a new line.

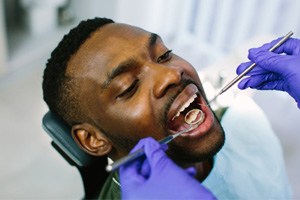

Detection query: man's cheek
xmin=186 ymin=67 xmax=201 ymax=82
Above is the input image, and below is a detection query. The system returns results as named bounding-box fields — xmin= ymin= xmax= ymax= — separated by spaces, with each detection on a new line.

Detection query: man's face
xmin=67 ymin=23 xmax=225 ymax=163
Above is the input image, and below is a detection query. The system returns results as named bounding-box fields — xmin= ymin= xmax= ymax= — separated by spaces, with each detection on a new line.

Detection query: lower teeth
xmin=185 ymin=109 xmax=205 ymax=125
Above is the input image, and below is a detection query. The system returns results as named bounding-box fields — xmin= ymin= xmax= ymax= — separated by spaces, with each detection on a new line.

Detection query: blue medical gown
xmin=202 ymin=95 xmax=292 ymax=199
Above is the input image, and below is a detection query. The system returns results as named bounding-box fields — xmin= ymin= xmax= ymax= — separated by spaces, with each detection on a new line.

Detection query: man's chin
xmin=166 ymin=122 xmax=226 ymax=165
xmin=167 ymin=137 xmax=225 ymax=164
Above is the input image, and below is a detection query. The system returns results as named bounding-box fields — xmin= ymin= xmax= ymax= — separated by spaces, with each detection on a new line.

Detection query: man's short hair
xmin=42 ymin=17 xmax=114 ymax=125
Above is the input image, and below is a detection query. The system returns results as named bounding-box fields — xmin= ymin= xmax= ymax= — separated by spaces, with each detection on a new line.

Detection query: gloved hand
xmin=236 ymin=37 xmax=300 ymax=108
xmin=119 ymin=137 xmax=216 ymax=200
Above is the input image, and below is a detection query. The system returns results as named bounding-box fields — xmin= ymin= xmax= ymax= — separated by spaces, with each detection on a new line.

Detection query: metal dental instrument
xmin=105 ymin=125 xmax=196 ymax=172
xmin=209 ymin=31 xmax=294 ymax=104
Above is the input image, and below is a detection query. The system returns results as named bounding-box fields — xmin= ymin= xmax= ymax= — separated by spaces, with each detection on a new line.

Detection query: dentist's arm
xmin=119 ymin=137 xmax=216 ymax=200
xmin=236 ymin=37 xmax=300 ymax=108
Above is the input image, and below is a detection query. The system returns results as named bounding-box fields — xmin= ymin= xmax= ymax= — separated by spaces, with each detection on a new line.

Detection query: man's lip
xmin=167 ymin=84 xmax=199 ymax=122
xmin=168 ymin=95 xmax=215 ymax=139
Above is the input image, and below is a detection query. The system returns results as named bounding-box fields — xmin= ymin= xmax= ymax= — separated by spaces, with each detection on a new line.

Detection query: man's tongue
xmin=168 ymin=114 xmax=191 ymax=131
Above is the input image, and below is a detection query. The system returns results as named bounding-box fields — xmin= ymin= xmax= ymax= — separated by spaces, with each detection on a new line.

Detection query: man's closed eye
xmin=157 ymin=50 xmax=172 ymax=63
xmin=118 ymin=79 xmax=139 ymax=99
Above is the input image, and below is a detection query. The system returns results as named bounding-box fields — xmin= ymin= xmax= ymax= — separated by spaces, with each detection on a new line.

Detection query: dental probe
xmin=209 ymin=31 xmax=294 ymax=104
xmin=105 ymin=124 xmax=195 ymax=172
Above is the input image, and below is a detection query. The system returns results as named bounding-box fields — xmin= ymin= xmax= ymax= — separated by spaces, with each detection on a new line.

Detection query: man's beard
xmin=166 ymin=111 xmax=225 ymax=164
xmin=104 ymin=130 xmax=140 ymax=153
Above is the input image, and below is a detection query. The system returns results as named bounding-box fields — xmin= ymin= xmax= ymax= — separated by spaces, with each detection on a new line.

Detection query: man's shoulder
xmin=203 ymin=94 xmax=292 ymax=199
xmin=221 ymin=94 xmax=280 ymax=146
xmin=99 ymin=172 xmax=121 ymax=200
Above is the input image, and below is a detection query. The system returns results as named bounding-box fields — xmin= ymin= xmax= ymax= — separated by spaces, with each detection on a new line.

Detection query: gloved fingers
xmin=238 ymin=74 xmax=283 ymax=90
xmin=274 ymin=37 xmax=300 ymax=55
xmin=238 ymin=77 xmax=251 ymax=89
xmin=197 ymin=186 xmax=218 ymax=200
xmin=248 ymin=50 xmax=293 ymax=74
xmin=248 ymin=37 xmax=282 ymax=53
xmin=120 ymin=140 xmax=148 ymax=182
xmin=127 ymin=137 xmax=170 ymax=178
xmin=185 ymin=166 xmax=197 ymax=177
xmin=236 ymin=61 xmax=270 ymax=76
xmin=120 ymin=137 xmax=154 ymax=184
xmin=248 ymin=37 xmax=300 ymax=55
xmin=130 ymin=137 xmax=168 ymax=153
xmin=141 ymin=137 xmax=162 ymax=154
xmin=139 ymin=158 xmax=151 ymax=178
xmin=120 ymin=156 xmax=147 ymax=186
xmin=237 ymin=38 xmax=299 ymax=76
xmin=143 ymin=137 xmax=166 ymax=160
xmin=251 ymin=50 xmax=300 ymax=75
xmin=160 ymin=143 xmax=168 ymax=151
xmin=236 ymin=61 xmax=253 ymax=75
xmin=143 ymin=137 xmax=173 ymax=172
xmin=136 ymin=139 xmax=158 ymax=178
xmin=255 ymin=80 xmax=285 ymax=91
xmin=129 ymin=137 xmax=150 ymax=153
xmin=236 ymin=38 xmax=280 ymax=74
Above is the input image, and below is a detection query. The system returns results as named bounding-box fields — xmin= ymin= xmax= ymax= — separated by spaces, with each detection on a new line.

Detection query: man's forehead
xmin=66 ymin=23 xmax=158 ymax=77
xmin=95 ymin=23 xmax=152 ymax=41
xmin=64 ymin=24 xmax=125 ymax=75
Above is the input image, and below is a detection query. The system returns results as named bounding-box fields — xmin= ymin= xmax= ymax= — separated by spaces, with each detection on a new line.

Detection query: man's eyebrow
xmin=102 ymin=58 xmax=138 ymax=89
xmin=148 ymin=33 xmax=159 ymax=49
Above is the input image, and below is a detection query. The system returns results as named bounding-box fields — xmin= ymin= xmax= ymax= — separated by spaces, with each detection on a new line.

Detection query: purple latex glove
xmin=120 ymin=137 xmax=216 ymax=200
xmin=236 ymin=37 xmax=300 ymax=108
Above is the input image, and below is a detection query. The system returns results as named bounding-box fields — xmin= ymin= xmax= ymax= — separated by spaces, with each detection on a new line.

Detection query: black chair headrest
xmin=42 ymin=111 xmax=102 ymax=167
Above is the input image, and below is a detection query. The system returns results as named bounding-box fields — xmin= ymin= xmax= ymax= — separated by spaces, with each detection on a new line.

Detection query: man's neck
xmin=178 ymin=158 xmax=214 ymax=182
xmin=194 ymin=159 xmax=214 ymax=181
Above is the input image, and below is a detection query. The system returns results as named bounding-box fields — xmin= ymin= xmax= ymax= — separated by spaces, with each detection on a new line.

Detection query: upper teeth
xmin=172 ymin=94 xmax=197 ymax=121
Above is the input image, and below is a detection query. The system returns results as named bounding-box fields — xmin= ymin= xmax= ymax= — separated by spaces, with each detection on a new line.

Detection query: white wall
xmin=70 ymin=0 xmax=117 ymax=21
xmin=115 ymin=0 xmax=183 ymax=43
xmin=114 ymin=0 xmax=300 ymax=67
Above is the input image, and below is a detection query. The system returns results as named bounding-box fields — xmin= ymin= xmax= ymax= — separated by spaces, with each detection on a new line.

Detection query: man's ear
xmin=71 ymin=123 xmax=112 ymax=156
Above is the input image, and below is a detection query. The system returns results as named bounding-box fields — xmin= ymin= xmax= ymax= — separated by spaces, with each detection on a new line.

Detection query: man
xmin=120 ymin=37 xmax=300 ymax=199
xmin=43 ymin=17 xmax=291 ymax=199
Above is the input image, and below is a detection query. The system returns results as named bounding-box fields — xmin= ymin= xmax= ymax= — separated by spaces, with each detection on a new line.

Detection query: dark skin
xmin=67 ymin=23 xmax=225 ymax=181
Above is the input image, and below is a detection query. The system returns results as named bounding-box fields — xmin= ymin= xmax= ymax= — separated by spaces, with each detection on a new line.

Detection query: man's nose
xmin=152 ymin=65 xmax=183 ymax=98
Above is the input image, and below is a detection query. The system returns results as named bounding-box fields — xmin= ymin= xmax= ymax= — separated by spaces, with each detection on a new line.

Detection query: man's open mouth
xmin=167 ymin=84 xmax=205 ymax=133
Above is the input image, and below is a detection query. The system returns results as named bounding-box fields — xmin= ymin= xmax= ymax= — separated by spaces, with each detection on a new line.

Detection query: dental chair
xmin=42 ymin=111 xmax=109 ymax=199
